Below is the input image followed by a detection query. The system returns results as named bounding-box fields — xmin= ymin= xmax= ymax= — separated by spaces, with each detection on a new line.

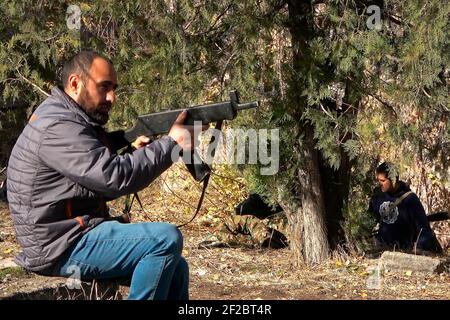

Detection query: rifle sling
xmin=393 ymin=191 xmax=413 ymax=207
xmin=177 ymin=120 xmax=223 ymax=228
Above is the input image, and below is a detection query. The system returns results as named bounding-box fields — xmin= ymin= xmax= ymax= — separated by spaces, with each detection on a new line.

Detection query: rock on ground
xmin=380 ymin=251 xmax=448 ymax=274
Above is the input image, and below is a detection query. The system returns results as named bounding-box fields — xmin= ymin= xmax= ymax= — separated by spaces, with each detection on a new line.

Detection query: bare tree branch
xmin=15 ymin=68 xmax=50 ymax=97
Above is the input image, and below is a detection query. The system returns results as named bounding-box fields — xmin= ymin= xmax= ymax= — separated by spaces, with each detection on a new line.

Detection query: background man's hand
xmin=169 ymin=110 xmax=207 ymax=151
xmin=132 ymin=136 xmax=151 ymax=149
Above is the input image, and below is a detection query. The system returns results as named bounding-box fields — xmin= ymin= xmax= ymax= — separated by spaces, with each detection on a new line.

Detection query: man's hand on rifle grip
xmin=169 ymin=110 xmax=208 ymax=151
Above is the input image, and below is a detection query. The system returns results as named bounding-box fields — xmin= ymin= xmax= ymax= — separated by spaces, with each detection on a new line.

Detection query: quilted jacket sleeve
xmin=38 ymin=119 xmax=177 ymax=199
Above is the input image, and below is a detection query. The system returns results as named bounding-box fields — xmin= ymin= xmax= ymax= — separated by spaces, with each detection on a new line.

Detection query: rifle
xmin=123 ymin=90 xmax=258 ymax=182
xmin=120 ymin=90 xmax=259 ymax=227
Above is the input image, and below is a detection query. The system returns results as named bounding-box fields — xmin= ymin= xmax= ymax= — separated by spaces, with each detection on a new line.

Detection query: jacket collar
xmin=387 ymin=180 xmax=411 ymax=198
xmin=50 ymin=86 xmax=103 ymax=128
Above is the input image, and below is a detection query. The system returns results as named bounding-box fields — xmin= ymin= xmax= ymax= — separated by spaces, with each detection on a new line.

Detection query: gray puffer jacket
xmin=7 ymin=87 xmax=176 ymax=274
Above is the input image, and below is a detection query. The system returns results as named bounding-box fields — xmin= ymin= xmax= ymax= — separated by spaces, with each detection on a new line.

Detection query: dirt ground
xmin=1 ymin=197 xmax=449 ymax=300
xmin=1 ymin=163 xmax=449 ymax=300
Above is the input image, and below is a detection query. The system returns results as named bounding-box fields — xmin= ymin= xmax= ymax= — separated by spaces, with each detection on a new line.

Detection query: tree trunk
xmin=297 ymin=127 xmax=330 ymax=264
xmin=277 ymin=126 xmax=329 ymax=266
xmin=319 ymin=151 xmax=350 ymax=249
xmin=277 ymin=0 xmax=366 ymax=263
xmin=319 ymin=97 xmax=359 ymax=249
xmin=278 ymin=0 xmax=330 ymax=265
xmin=321 ymin=75 xmax=362 ymax=249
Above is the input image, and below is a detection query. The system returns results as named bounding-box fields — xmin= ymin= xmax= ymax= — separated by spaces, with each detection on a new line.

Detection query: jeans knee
xmin=163 ymin=223 xmax=183 ymax=254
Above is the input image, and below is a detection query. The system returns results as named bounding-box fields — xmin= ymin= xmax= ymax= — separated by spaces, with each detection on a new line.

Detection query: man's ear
xmin=67 ymin=74 xmax=81 ymax=95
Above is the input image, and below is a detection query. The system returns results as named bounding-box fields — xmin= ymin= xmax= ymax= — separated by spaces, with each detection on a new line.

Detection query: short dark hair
xmin=60 ymin=50 xmax=111 ymax=88
xmin=376 ymin=162 xmax=399 ymax=182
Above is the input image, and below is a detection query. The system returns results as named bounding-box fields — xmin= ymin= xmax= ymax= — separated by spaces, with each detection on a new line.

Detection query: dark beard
xmin=84 ymin=108 xmax=109 ymax=126
xmin=78 ymin=90 xmax=110 ymax=126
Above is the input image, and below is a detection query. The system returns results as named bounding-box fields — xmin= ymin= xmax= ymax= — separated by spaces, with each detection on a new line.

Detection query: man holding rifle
xmin=7 ymin=50 xmax=201 ymax=300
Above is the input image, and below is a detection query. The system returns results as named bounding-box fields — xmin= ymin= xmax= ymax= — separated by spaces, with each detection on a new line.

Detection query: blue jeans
xmin=54 ymin=221 xmax=189 ymax=300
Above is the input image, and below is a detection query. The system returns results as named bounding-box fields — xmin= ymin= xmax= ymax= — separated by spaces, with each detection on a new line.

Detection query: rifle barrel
xmin=236 ymin=101 xmax=259 ymax=111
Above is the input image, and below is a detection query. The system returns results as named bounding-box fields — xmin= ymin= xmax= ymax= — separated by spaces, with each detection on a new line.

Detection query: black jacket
xmin=368 ymin=181 xmax=441 ymax=252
